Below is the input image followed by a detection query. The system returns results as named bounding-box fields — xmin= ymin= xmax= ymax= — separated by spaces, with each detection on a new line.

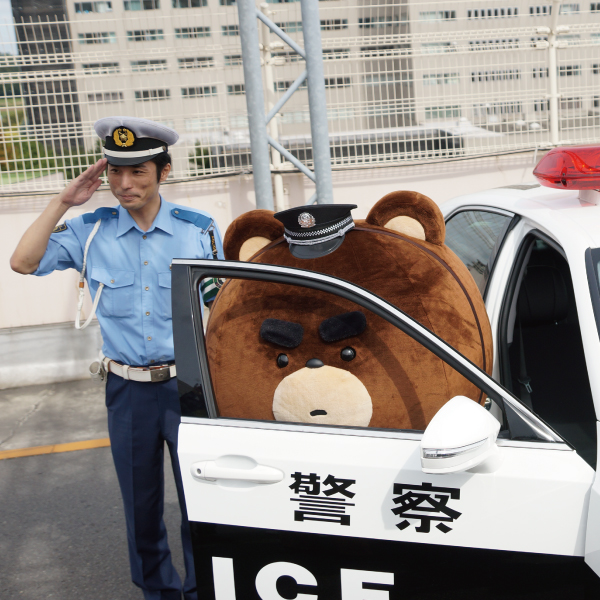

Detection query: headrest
xmin=517 ymin=265 xmax=569 ymax=326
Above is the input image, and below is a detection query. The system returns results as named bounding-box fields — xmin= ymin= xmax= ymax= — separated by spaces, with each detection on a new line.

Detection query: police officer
xmin=10 ymin=117 xmax=223 ymax=600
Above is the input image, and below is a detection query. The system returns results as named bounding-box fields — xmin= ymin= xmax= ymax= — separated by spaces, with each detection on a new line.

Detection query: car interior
xmin=500 ymin=236 xmax=597 ymax=467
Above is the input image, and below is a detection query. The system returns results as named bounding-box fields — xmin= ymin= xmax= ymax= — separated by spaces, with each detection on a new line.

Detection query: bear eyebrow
xmin=319 ymin=311 xmax=367 ymax=343
xmin=260 ymin=319 xmax=304 ymax=348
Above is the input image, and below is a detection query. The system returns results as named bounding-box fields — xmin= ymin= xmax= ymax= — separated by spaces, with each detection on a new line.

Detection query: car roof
xmin=443 ymin=182 xmax=600 ymax=250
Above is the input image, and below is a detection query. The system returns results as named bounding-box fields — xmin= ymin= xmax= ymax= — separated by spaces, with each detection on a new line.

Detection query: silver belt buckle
xmin=150 ymin=366 xmax=170 ymax=382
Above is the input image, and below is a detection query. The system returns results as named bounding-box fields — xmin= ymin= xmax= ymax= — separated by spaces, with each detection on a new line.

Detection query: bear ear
xmin=365 ymin=191 xmax=445 ymax=245
xmin=223 ymin=209 xmax=284 ymax=261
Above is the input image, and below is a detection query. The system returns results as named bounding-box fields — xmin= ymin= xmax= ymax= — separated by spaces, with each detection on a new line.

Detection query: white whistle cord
xmin=75 ymin=219 xmax=104 ymax=330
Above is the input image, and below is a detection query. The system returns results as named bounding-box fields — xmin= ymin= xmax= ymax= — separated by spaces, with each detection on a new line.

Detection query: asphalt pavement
xmin=0 ymin=378 xmax=187 ymax=600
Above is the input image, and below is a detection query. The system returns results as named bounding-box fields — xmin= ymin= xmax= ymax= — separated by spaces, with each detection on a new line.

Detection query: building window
xmin=271 ymin=51 xmax=303 ymax=63
xmin=182 ymin=86 xmax=217 ymax=97
xmin=219 ymin=0 xmax=236 ymax=4
xmin=274 ymin=80 xmax=307 ymax=92
xmin=593 ymin=96 xmax=599 ymax=108
xmin=422 ymin=42 xmax=455 ymax=53
xmin=532 ymin=67 xmax=549 ymax=77
xmin=322 ymin=48 xmax=350 ymax=59
xmin=175 ymin=27 xmax=210 ymax=38
xmin=131 ymin=59 xmax=168 ymax=71
xmin=467 ymin=7 xmax=518 ymax=18
xmin=75 ymin=1 xmax=112 ymax=13
xmin=127 ymin=29 xmax=164 ymax=41
xmin=363 ymin=73 xmax=402 ymax=84
xmin=227 ymin=84 xmax=245 ymax=95
xmin=425 ymin=105 xmax=461 ymax=119
xmin=534 ymin=99 xmax=550 ymax=111
xmin=358 ymin=16 xmax=399 ymax=28
xmin=560 ymin=97 xmax=582 ymax=109
xmin=223 ymin=54 xmax=243 ymax=66
xmin=470 ymin=69 xmax=520 ymax=82
xmin=173 ymin=0 xmax=206 ymax=6
xmin=424 ymin=72 xmax=460 ymax=85
xmin=559 ymin=65 xmax=581 ymax=76
xmin=324 ymin=77 xmax=351 ymax=88
xmin=221 ymin=25 xmax=240 ymax=36
xmin=178 ymin=56 xmax=214 ymax=68
xmin=135 ymin=89 xmax=171 ymax=101
xmin=82 ymin=62 xmax=119 ymax=73
xmin=124 ymin=0 xmax=160 ymax=9
xmin=275 ymin=21 xmax=303 ymax=33
xmin=419 ymin=10 xmax=456 ymax=20
xmin=560 ymin=3 xmax=580 ymax=12
xmin=320 ymin=19 xmax=348 ymax=30
xmin=87 ymin=91 xmax=124 ymax=103
xmin=593 ymin=64 xmax=600 ymax=74
xmin=281 ymin=110 xmax=310 ymax=123
xmin=185 ymin=117 xmax=221 ymax=131
xmin=473 ymin=101 xmax=522 ymax=115
xmin=78 ymin=32 xmax=116 ymax=44
xmin=592 ymin=3 xmax=600 ymax=11
xmin=469 ymin=38 xmax=519 ymax=50
xmin=529 ymin=5 xmax=552 ymax=15
xmin=361 ymin=45 xmax=401 ymax=57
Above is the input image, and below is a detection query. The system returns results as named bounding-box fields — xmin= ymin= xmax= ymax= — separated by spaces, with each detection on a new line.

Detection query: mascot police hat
xmin=274 ymin=204 xmax=357 ymax=259
xmin=94 ymin=116 xmax=179 ymax=166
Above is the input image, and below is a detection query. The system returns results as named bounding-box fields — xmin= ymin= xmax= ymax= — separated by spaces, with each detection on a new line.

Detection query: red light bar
xmin=533 ymin=146 xmax=600 ymax=190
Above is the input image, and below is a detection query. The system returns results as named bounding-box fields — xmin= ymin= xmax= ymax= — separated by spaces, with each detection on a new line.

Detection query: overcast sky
xmin=0 ymin=0 xmax=18 ymax=55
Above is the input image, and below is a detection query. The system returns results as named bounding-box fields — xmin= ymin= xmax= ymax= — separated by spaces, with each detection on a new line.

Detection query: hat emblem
xmin=113 ymin=127 xmax=135 ymax=148
xmin=298 ymin=212 xmax=316 ymax=228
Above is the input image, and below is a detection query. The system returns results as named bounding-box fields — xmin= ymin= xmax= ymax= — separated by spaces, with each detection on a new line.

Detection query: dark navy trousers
xmin=105 ymin=373 xmax=197 ymax=600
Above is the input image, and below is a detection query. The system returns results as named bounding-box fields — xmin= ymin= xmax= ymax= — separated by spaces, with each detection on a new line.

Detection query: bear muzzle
xmin=272 ymin=365 xmax=373 ymax=427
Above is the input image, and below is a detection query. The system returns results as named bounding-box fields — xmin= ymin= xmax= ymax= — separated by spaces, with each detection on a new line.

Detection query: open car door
xmin=172 ymin=259 xmax=599 ymax=599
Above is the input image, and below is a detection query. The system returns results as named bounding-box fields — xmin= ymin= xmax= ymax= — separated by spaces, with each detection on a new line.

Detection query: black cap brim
xmin=289 ymin=235 xmax=346 ymax=259
xmin=105 ymin=153 xmax=166 ymax=166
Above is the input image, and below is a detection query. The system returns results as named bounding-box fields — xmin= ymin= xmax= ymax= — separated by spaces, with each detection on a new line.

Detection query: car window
xmin=204 ymin=279 xmax=488 ymax=433
xmin=445 ymin=210 xmax=513 ymax=296
xmin=501 ymin=238 xmax=597 ymax=467
xmin=172 ymin=260 xmax=565 ymax=444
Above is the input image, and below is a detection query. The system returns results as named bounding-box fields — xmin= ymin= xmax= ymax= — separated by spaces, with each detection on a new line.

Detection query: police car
xmin=171 ymin=146 xmax=600 ymax=599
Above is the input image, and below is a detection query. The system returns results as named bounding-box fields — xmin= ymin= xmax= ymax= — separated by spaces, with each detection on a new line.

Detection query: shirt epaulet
xmin=171 ymin=208 xmax=212 ymax=232
xmin=82 ymin=207 xmax=119 ymax=225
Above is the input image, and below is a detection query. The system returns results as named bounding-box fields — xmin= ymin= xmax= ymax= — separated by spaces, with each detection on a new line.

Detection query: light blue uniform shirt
xmin=34 ymin=198 xmax=224 ymax=366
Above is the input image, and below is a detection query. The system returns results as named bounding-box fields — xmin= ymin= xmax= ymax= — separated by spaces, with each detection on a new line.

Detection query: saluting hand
xmin=57 ymin=158 xmax=108 ymax=207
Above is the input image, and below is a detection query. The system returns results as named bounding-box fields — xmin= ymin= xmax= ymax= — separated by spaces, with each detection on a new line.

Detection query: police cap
xmin=274 ymin=204 xmax=357 ymax=259
xmin=94 ymin=116 xmax=179 ymax=166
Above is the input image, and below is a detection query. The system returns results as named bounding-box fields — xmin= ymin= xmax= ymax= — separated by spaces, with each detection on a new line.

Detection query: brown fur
xmin=207 ymin=192 xmax=492 ymax=431
xmin=367 ymin=190 xmax=446 ymax=245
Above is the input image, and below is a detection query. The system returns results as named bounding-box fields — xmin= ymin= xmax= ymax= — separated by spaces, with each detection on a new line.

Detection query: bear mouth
xmin=310 ymin=409 xmax=328 ymax=416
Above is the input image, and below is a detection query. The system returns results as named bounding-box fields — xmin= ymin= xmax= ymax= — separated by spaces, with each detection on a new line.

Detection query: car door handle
xmin=191 ymin=461 xmax=284 ymax=484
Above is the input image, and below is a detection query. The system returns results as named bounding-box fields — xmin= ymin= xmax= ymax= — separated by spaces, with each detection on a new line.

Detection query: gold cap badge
xmin=113 ymin=127 xmax=135 ymax=147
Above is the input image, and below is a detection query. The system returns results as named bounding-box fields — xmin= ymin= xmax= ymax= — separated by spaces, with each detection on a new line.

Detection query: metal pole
xmin=237 ymin=0 xmax=274 ymax=210
xmin=300 ymin=0 xmax=333 ymax=204
xmin=548 ymin=0 xmax=562 ymax=146
xmin=260 ymin=3 xmax=286 ymax=212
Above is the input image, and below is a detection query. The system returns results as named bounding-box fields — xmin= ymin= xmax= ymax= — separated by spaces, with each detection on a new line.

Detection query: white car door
xmin=172 ymin=259 xmax=598 ymax=600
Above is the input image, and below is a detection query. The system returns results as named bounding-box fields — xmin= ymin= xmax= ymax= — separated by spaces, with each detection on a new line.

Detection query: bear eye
xmin=341 ymin=347 xmax=356 ymax=362
xmin=277 ymin=353 xmax=289 ymax=368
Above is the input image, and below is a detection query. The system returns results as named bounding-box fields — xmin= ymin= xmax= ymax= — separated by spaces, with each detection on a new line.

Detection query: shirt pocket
xmin=91 ymin=267 xmax=135 ymax=319
xmin=157 ymin=271 xmax=172 ymax=319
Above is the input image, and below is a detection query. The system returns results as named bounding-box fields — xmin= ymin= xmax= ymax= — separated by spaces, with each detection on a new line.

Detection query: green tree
xmin=188 ymin=141 xmax=212 ymax=175
xmin=57 ymin=139 xmax=104 ymax=181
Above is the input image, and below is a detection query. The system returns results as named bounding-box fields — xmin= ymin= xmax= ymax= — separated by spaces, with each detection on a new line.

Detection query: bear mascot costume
xmin=204 ymin=191 xmax=493 ymax=431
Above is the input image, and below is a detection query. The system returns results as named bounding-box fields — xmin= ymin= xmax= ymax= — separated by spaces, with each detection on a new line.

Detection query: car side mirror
xmin=421 ymin=396 xmax=501 ymax=474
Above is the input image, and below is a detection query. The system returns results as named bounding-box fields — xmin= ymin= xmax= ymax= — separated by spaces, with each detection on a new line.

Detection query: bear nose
xmin=306 ymin=358 xmax=324 ymax=369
